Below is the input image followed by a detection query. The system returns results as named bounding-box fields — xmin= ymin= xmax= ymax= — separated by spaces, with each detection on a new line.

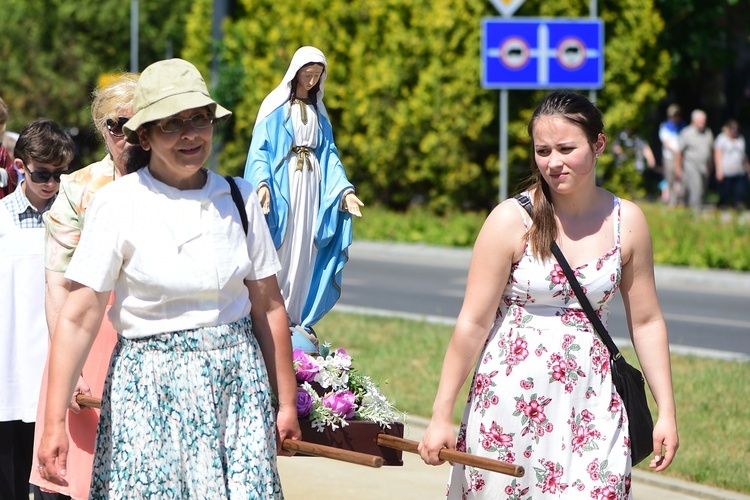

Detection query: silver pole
xmin=500 ymin=89 xmax=509 ymax=202
xmin=130 ymin=0 xmax=139 ymax=72
xmin=589 ymin=0 xmax=597 ymax=102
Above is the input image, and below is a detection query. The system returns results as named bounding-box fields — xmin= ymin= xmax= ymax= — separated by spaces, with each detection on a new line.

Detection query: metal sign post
xmin=483 ymin=1 xmax=603 ymax=203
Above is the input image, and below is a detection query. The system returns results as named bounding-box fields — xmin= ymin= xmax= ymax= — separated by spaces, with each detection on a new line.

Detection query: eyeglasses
xmin=24 ymin=165 xmax=69 ymax=184
xmin=106 ymin=117 xmax=130 ymax=138
xmin=154 ymin=113 xmax=215 ymax=134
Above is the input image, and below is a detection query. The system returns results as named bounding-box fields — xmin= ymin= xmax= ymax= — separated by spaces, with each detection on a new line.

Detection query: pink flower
xmin=587 ymin=459 xmax=600 ymax=474
xmin=551 ymin=362 xmax=567 ymax=381
xmin=581 ymin=409 xmax=594 ymax=423
xmin=549 ymin=265 xmax=567 ymax=285
xmin=296 ymin=388 xmax=313 ymax=417
xmin=571 ymin=425 xmax=589 ymax=452
xmin=322 ymin=390 xmax=356 ymax=419
xmin=480 ymin=421 xmax=512 ymax=449
xmin=293 ymin=349 xmax=319 ymax=382
xmin=520 ymin=378 xmax=534 ymax=390
xmin=595 ymin=485 xmax=618 ymax=500
xmin=511 ymin=338 xmax=529 ymax=361
xmin=523 ymin=400 xmax=546 ymax=424
xmin=474 ymin=373 xmax=492 ymax=395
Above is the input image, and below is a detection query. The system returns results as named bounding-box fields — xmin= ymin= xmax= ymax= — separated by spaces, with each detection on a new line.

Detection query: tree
xmin=186 ymin=0 xmax=670 ymax=210
xmin=0 ymin=0 xmax=193 ymax=167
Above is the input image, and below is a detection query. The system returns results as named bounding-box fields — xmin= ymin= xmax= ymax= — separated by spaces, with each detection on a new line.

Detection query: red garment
xmin=0 ymin=146 xmax=18 ymax=199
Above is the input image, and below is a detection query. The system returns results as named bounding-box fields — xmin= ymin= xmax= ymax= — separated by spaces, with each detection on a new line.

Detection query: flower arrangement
xmin=293 ymin=343 xmax=405 ymax=432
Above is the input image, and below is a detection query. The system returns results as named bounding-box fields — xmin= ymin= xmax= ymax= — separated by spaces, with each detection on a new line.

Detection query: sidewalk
xmin=278 ymin=417 xmax=750 ymax=500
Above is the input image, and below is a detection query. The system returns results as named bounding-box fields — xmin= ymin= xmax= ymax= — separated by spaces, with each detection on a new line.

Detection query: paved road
xmin=337 ymin=241 xmax=750 ymax=360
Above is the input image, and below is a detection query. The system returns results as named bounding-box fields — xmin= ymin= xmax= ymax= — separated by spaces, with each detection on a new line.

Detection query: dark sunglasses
xmin=24 ymin=165 xmax=69 ymax=184
xmin=106 ymin=117 xmax=130 ymax=138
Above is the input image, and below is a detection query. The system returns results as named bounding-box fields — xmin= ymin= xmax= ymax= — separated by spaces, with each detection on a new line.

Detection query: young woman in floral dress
xmin=419 ymin=91 xmax=678 ymax=499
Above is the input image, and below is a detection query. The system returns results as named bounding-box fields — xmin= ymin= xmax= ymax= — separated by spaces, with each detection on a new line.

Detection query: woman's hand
xmin=648 ymin=415 xmax=679 ymax=472
xmin=418 ymin=419 xmax=455 ymax=466
xmin=258 ymin=185 xmax=271 ymax=215
xmin=344 ymin=192 xmax=364 ymax=217
xmin=68 ymin=375 xmax=92 ymax=414
xmin=37 ymin=423 xmax=70 ymax=487
xmin=276 ymin=404 xmax=301 ymax=457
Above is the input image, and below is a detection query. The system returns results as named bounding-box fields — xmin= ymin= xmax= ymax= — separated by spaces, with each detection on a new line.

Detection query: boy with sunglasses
xmin=0 ymin=118 xmax=74 ymax=500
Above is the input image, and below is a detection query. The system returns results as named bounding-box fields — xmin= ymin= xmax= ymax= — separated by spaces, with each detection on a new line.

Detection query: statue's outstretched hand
xmin=345 ymin=193 xmax=364 ymax=218
xmin=258 ymin=185 xmax=271 ymax=215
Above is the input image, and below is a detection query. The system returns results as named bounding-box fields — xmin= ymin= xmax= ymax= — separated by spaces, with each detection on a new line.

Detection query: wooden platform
xmin=297 ymin=418 xmax=405 ymax=466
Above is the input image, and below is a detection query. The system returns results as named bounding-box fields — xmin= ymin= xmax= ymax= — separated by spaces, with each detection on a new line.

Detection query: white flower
xmin=296 ymin=344 xmax=406 ymax=432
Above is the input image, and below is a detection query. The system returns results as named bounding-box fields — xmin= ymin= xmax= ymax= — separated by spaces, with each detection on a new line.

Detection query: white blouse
xmin=66 ymin=168 xmax=281 ymax=339
xmin=0 ymin=205 xmax=48 ymax=422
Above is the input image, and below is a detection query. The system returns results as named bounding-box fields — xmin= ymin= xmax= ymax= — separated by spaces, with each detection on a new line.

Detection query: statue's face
xmin=295 ymin=64 xmax=324 ymax=98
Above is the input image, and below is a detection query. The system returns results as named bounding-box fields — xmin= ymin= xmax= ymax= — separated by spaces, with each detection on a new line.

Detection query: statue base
xmin=290 ymin=324 xmax=319 ymax=353
xmin=296 ymin=418 xmax=404 ymax=466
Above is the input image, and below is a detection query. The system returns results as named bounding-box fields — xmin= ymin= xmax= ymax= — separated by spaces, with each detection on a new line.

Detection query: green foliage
xmin=0 ymin=0 xmax=193 ymax=166
xmin=353 ymin=205 xmax=486 ymax=247
xmin=643 ymin=205 xmax=750 ymax=270
xmin=182 ymin=0 xmax=671 ymax=209
xmin=318 ymin=311 xmax=750 ymax=494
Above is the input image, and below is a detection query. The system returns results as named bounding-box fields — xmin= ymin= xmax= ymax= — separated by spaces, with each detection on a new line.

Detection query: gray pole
xmin=211 ymin=0 xmax=229 ymax=87
xmin=130 ymin=0 xmax=139 ymax=72
xmin=499 ymin=89 xmax=509 ymax=202
xmin=589 ymin=0 xmax=597 ymax=102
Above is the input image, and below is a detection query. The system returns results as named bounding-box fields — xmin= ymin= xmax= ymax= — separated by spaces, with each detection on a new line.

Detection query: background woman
xmin=419 ymin=90 xmax=678 ymax=499
xmin=714 ymin=119 xmax=750 ymax=210
xmin=244 ymin=46 xmax=363 ymax=352
xmin=30 ymin=73 xmax=137 ymax=499
xmin=37 ymin=58 xmax=300 ymax=498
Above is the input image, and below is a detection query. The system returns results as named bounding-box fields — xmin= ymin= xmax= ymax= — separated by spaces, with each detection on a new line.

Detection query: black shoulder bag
xmin=225 ymin=175 xmax=248 ymax=235
xmin=515 ymin=194 xmax=654 ymax=466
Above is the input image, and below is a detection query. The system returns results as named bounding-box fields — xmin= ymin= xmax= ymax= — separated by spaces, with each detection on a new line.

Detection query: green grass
xmin=315 ymin=311 xmax=750 ymax=494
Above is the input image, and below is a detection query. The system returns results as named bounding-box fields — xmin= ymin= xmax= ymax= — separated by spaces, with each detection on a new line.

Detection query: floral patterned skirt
xmin=90 ymin=317 xmax=282 ymax=499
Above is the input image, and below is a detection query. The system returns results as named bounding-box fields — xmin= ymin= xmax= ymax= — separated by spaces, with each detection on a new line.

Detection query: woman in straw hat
xmin=244 ymin=46 xmax=364 ymax=353
xmin=37 ymin=58 xmax=300 ymax=498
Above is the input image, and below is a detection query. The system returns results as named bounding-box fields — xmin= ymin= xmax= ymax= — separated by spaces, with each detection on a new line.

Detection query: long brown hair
xmin=524 ymin=90 xmax=604 ymax=261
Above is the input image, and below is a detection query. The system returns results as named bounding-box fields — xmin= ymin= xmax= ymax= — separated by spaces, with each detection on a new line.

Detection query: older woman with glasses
xmin=37 ymin=59 xmax=300 ymax=498
xmin=30 ymin=73 xmax=137 ymax=500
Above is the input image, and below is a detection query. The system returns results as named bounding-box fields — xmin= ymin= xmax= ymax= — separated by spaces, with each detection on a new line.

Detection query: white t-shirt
xmin=65 ymin=168 xmax=281 ymax=339
xmin=714 ymin=132 xmax=747 ymax=177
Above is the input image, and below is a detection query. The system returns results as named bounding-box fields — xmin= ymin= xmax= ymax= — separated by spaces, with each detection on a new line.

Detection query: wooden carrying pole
xmin=376 ymin=433 xmax=525 ymax=478
xmin=75 ymin=395 xmax=383 ymax=468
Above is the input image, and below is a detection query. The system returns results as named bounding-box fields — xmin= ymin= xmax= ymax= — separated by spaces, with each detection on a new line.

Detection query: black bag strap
xmin=514 ymin=194 xmax=622 ymax=361
xmin=225 ymin=175 xmax=248 ymax=235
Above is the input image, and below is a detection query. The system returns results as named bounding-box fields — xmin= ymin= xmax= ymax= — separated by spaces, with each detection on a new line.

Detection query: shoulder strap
xmin=513 ymin=194 xmax=622 ymax=360
xmin=225 ymin=175 xmax=248 ymax=235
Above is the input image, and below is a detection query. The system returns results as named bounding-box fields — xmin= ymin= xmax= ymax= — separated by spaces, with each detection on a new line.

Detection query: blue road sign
xmin=482 ymin=18 xmax=604 ymax=89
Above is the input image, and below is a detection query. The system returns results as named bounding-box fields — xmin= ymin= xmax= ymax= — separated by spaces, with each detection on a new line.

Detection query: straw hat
xmin=123 ymin=58 xmax=231 ymax=143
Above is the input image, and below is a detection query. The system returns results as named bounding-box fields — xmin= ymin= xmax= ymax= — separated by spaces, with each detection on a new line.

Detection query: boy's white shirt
xmin=0 ymin=202 xmax=48 ymax=422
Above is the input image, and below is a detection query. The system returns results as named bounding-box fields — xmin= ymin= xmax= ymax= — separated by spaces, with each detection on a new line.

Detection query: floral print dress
xmin=447 ymin=195 xmax=633 ymax=499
